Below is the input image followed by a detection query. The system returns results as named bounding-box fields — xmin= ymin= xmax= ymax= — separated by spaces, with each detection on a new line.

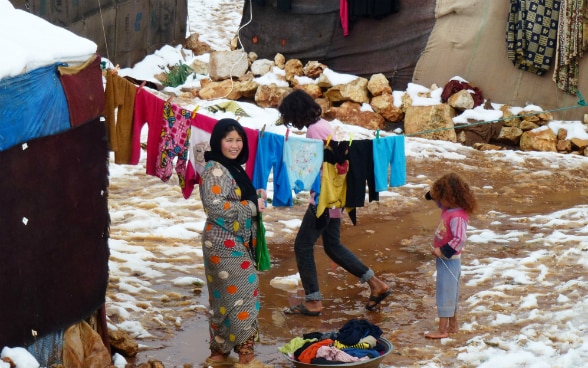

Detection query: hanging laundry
xmin=104 ymin=70 xmax=137 ymax=164
xmin=506 ymin=0 xmax=561 ymax=76
xmin=283 ymin=135 xmax=323 ymax=194
xmin=57 ymin=53 xmax=104 ymax=127
xmin=346 ymin=139 xmax=379 ymax=207
xmin=316 ymin=140 xmax=350 ymax=219
xmin=156 ymin=102 xmax=192 ymax=189
xmin=206 ymin=101 xmax=250 ymax=117
xmin=553 ymin=0 xmax=585 ymax=94
xmin=252 ymin=130 xmax=293 ymax=207
xmin=130 ymin=88 xmax=165 ymax=175
xmin=373 ymin=135 xmax=406 ymax=192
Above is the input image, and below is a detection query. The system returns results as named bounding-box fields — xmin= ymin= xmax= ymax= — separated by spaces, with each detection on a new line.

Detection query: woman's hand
xmin=431 ymin=247 xmax=442 ymax=257
xmin=257 ymin=197 xmax=266 ymax=212
xmin=256 ymin=189 xmax=267 ymax=201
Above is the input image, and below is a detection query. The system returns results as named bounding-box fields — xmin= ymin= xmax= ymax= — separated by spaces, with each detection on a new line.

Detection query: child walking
xmin=424 ymin=172 xmax=477 ymax=339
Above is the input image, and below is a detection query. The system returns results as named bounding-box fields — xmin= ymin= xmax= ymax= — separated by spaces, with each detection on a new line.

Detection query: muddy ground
xmin=106 ymin=137 xmax=588 ymax=367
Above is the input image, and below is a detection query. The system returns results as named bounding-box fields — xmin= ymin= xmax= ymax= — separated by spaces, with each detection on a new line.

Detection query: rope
xmin=97 ymin=0 xmax=111 ymax=63
xmin=405 ymin=90 xmax=588 ymax=137
xmin=217 ymin=0 xmax=254 ymax=100
xmin=431 ymin=246 xmax=460 ymax=282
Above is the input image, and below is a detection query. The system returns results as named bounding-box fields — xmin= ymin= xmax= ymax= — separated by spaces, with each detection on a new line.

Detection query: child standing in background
xmin=424 ymin=172 xmax=477 ymax=339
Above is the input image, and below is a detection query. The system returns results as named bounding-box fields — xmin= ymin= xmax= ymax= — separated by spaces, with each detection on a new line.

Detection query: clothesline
xmin=104 ymin=77 xmax=407 ymax=213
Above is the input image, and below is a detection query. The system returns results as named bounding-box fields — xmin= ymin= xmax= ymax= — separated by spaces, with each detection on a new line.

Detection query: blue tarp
xmin=0 ymin=63 xmax=71 ymax=151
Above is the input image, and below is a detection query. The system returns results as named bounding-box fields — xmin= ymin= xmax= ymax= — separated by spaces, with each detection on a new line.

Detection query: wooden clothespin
xmin=260 ymin=124 xmax=266 ymax=138
xmin=166 ymin=95 xmax=174 ymax=103
xmin=285 ymin=128 xmax=290 ymax=141
xmin=136 ymin=80 xmax=147 ymax=94
xmin=191 ymin=105 xmax=200 ymax=119
xmin=111 ymin=64 xmax=120 ymax=75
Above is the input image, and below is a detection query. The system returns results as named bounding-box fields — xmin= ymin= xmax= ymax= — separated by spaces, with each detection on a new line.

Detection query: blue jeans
xmin=294 ymin=204 xmax=374 ymax=301
xmin=435 ymin=257 xmax=461 ymax=317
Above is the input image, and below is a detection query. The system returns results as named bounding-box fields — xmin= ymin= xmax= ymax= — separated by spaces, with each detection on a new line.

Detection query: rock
xmin=367 ymin=73 xmax=392 ymax=96
xmin=571 ymin=138 xmax=588 ymax=150
xmin=303 ymin=61 xmax=327 ymax=79
xmin=274 ymin=53 xmax=286 ymax=69
xmin=184 ymin=33 xmax=213 ymax=55
xmin=404 ymin=104 xmax=457 ymax=142
xmin=189 ymin=59 xmax=208 ymax=75
xmin=447 ymin=89 xmax=474 ymax=110
xmin=473 ymin=142 xmax=503 ymax=151
xmin=250 ymin=59 xmax=274 ymax=76
xmin=136 ymin=360 xmax=166 ymax=368
xmin=296 ymin=84 xmax=322 ymax=99
xmin=520 ymin=127 xmax=557 ymax=152
xmin=324 ymin=77 xmax=369 ymax=104
xmin=557 ymin=139 xmax=572 ymax=153
xmin=108 ymin=328 xmax=139 ymax=358
xmin=198 ymin=79 xmax=242 ymax=100
xmin=323 ymin=101 xmax=385 ymax=130
xmin=284 ymin=59 xmax=304 ymax=84
xmin=254 ymin=84 xmax=291 ymax=108
xmin=208 ymin=50 xmax=249 ymax=81
xmin=520 ymin=120 xmax=540 ymax=131
xmin=370 ymin=93 xmax=404 ymax=122
xmin=495 ymin=126 xmax=523 ymax=145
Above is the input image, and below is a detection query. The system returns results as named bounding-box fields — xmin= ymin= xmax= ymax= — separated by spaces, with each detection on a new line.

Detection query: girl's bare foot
xmin=425 ymin=330 xmax=449 ymax=339
xmin=425 ymin=317 xmax=449 ymax=339
xmin=448 ymin=315 xmax=458 ymax=333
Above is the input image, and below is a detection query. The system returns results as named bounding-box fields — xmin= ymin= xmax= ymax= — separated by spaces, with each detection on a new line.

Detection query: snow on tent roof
xmin=0 ymin=0 xmax=97 ymax=79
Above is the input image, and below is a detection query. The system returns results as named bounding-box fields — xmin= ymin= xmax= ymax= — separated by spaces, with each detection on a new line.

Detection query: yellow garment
xmin=206 ymin=101 xmax=250 ymax=117
xmin=278 ymin=336 xmax=318 ymax=354
xmin=316 ymin=160 xmax=347 ymax=218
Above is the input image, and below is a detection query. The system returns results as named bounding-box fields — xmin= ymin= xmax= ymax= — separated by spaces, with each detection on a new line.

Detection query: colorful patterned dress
xmin=199 ymin=160 xmax=260 ymax=354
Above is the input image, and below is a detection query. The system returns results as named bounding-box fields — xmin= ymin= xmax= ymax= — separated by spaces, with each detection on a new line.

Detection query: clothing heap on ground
xmin=278 ymin=319 xmax=390 ymax=364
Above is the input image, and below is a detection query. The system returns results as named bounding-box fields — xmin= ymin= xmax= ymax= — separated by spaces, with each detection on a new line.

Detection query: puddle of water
xmin=133 ymin=189 xmax=588 ymax=367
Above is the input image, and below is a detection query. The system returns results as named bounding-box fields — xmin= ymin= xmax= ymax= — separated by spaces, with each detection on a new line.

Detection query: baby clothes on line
xmin=252 ymin=130 xmax=293 ymax=207
xmin=156 ymin=102 xmax=192 ymax=187
xmin=373 ymin=135 xmax=406 ymax=192
xmin=130 ymin=88 xmax=165 ymax=175
xmin=104 ymin=70 xmax=136 ymax=164
xmin=283 ymin=135 xmax=323 ymax=194
xmin=346 ymin=139 xmax=379 ymax=207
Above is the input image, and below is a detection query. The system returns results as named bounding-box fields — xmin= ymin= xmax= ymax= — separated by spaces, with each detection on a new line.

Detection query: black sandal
xmin=365 ymin=290 xmax=391 ymax=311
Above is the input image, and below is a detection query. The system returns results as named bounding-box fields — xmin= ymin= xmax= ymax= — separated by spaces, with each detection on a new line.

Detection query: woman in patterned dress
xmin=199 ymin=118 xmax=271 ymax=368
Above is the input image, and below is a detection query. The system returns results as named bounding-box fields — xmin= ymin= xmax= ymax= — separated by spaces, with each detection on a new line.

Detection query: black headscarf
xmin=204 ymin=118 xmax=258 ymax=207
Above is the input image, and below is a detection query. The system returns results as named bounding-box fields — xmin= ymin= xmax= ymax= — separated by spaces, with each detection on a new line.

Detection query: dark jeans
xmin=294 ymin=205 xmax=374 ymax=301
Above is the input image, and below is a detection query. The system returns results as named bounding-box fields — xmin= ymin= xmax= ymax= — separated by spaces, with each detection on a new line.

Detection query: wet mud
xmin=122 ymin=147 xmax=588 ymax=367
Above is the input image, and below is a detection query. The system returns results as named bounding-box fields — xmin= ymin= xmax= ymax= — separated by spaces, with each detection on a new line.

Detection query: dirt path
xmin=114 ymin=138 xmax=588 ymax=367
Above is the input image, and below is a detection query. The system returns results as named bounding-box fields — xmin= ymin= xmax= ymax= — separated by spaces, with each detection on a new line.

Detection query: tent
xmin=238 ymin=0 xmax=588 ymax=120
xmin=0 ymin=1 xmax=110 ymax=364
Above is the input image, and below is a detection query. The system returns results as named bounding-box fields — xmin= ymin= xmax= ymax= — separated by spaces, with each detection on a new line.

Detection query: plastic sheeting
xmin=238 ymin=0 xmax=436 ymax=90
xmin=0 ymin=63 xmax=71 ymax=151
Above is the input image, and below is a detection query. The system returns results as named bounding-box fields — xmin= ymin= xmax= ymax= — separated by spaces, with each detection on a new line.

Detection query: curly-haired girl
xmin=424 ymin=172 xmax=477 ymax=339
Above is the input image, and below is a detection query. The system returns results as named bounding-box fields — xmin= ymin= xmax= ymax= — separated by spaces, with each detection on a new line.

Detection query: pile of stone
xmin=178 ymin=38 xmax=588 ymax=155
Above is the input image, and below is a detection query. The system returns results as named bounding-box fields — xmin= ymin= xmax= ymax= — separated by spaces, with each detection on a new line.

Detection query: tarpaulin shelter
xmin=239 ymin=0 xmax=588 ymax=120
xmin=0 ymin=1 xmax=110 ymax=364
xmin=8 ymin=0 xmax=187 ymax=69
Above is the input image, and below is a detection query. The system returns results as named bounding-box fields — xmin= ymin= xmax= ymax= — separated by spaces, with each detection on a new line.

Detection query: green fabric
xmin=256 ymin=211 xmax=271 ymax=271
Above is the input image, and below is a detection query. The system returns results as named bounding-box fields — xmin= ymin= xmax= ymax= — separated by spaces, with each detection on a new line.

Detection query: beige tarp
xmin=413 ymin=0 xmax=588 ymax=120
